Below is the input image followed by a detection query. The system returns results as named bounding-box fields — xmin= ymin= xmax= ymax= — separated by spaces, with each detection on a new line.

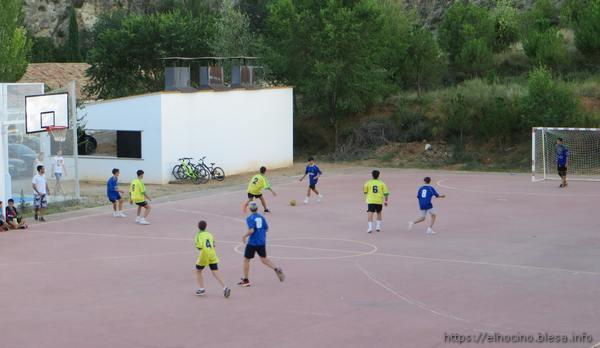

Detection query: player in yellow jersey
xmin=363 ymin=170 xmax=389 ymax=233
xmin=129 ymin=169 xmax=152 ymax=225
xmin=244 ymin=166 xmax=277 ymax=213
xmin=195 ymin=220 xmax=231 ymax=298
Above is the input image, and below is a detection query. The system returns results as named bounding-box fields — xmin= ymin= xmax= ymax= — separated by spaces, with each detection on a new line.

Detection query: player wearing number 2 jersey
xmin=238 ymin=202 xmax=285 ymax=287
xmin=195 ymin=220 xmax=231 ymax=298
xmin=408 ymin=177 xmax=445 ymax=235
xmin=363 ymin=170 xmax=389 ymax=233
xmin=244 ymin=166 xmax=277 ymax=213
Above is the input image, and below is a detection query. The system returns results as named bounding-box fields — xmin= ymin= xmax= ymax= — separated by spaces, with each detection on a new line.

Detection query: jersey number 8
xmin=421 ymin=189 xmax=427 ymax=198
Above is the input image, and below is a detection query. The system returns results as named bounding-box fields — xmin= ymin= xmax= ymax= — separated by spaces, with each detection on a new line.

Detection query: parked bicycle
xmin=196 ymin=156 xmax=225 ymax=181
xmin=172 ymin=157 xmax=208 ymax=184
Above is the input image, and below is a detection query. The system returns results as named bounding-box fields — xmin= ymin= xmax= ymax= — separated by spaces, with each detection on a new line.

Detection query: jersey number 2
xmin=252 ymin=178 xmax=259 ymax=185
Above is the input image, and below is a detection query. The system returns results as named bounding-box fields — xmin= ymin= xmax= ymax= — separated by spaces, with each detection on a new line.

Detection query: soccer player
xmin=556 ymin=137 xmax=569 ymax=188
xmin=52 ymin=150 xmax=67 ymax=194
xmin=129 ymin=169 xmax=152 ymax=225
xmin=408 ymin=177 xmax=446 ymax=235
xmin=244 ymin=166 xmax=277 ymax=213
xmin=5 ymin=199 xmax=28 ymax=229
xmin=194 ymin=220 xmax=231 ymax=298
xmin=32 ymin=165 xmax=50 ymax=222
xmin=364 ymin=170 xmax=389 ymax=233
xmin=299 ymin=156 xmax=323 ymax=204
xmin=107 ymin=168 xmax=126 ymax=217
xmin=238 ymin=202 xmax=285 ymax=287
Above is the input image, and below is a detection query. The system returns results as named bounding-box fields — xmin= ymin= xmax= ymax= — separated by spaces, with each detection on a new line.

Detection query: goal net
xmin=532 ymin=127 xmax=600 ymax=182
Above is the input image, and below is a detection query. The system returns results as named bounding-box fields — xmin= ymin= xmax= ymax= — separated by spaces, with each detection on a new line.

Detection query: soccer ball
xmin=289 ymin=199 xmax=297 ymax=206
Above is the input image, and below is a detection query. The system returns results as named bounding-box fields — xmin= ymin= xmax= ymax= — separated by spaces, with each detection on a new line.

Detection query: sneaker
xmin=237 ymin=278 xmax=250 ymax=287
xmin=138 ymin=218 xmax=150 ymax=225
xmin=195 ymin=288 xmax=206 ymax=296
xmin=367 ymin=229 xmax=372 ymax=234
xmin=118 ymin=211 xmax=127 ymax=217
xmin=274 ymin=268 xmax=285 ymax=282
xmin=264 ymin=209 xmax=271 ymax=213
xmin=376 ymin=229 xmax=381 ymax=233
xmin=317 ymin=194 xmax=323 ymax=202
xmin=39 ymin=217 xmax=46 ymax=222
xmin=223 ymin=287 xmax=231 ymax=298
xmin=559 ymin=183 xmax=564 ymax=188
xmin=135 ymin=216 xmax=141 ymax=223
xmin=407 ymin=222 xmax=414 ymax=231
xmin=426 ymin=227 xmax=436 ymax=235
xmin=303 ymin=198 xmax=308 ymax=204
xmin=113 ymin=212 xmax=119 ymax=218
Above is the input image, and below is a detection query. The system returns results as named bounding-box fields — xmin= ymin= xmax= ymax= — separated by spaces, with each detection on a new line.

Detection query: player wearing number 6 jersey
xmin=195 ymin=220 xmax=231 ymax=298
xmin=238 ymin=202 xmax=284 ymax=287
xmin=364 ymin=170 xmax=389 ymax=233
xmin=408 ymin=177 xmax=445 ymax=235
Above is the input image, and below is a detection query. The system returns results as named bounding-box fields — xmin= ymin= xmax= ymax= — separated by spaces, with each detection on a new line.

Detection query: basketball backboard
xmin=25 ymin=92 xmax=69 ymax=133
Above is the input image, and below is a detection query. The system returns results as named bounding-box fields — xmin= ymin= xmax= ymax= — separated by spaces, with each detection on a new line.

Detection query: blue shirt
xmin=246 ymin=213 xmax=269 ymax=246
xmin=417 ymin=185 xmax=439 ymax=210
xmin=556 ymin=144 xmax=569 ymax=166
xmin=107 ymin=176 xmax=120 ymax=200
xmin=305 ymin=164 xmax=322 ymax=185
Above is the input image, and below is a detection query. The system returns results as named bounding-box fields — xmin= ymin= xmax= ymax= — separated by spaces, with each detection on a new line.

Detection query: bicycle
xmin=195 ymin=156 xmax=225 ymax=181
xmin=172 ymin=157 xmax=208 ymax=184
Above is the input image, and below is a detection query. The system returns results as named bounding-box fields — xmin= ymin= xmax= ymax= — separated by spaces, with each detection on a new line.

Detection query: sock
xmin=368 ymin=222 xmax=373 ymax=230
xmin=376 ymin=220 xmax=381 ymax=230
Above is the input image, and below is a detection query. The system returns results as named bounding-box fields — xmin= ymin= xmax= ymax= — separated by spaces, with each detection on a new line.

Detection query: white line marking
xmin=0 ymin=250 xmax=191 ymax=267
xmin=437 ymin=179 xmax=600 ymax=197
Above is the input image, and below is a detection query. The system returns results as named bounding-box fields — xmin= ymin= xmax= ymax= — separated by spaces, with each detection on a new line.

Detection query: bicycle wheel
xmin=193 ymin=167 xmax=210 ymax=184
xmin=172 ymin=164 xmax=186 ymax=180
xmin=212 ymin=167 xmax=225 ymax=181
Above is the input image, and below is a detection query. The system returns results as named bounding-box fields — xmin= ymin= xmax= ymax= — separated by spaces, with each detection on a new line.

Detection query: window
xmin=78 ymin=130 xmax=142 ymax=159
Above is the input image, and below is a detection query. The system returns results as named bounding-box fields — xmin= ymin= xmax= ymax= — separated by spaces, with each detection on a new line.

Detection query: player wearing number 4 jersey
xmin=364 ymin=170 xmax=389 ymax=233
xmin=238 ymin=202 xmax=284 ymax=287
xmin=408 ymin=177 xmax=445 ymax=235
xmin=195 ymin=220 xmax=231 ymax=298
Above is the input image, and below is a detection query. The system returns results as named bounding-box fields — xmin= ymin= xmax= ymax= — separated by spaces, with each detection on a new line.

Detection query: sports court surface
xmin=1 ymin=169 xmax=599 ymax=348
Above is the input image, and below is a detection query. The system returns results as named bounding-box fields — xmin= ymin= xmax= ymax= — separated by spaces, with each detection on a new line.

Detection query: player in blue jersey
xmin=299 ymin=157 xmax=323 ymax=204
xmin=556 ymin=137 xmax=570 ymax=188
xmin=107 ymin=168 xmax=126 ymax=217
xmin=238 ymin=202 xmax=285 ymax=287
xmin=408 ymin=177 xmax=445 ymax=235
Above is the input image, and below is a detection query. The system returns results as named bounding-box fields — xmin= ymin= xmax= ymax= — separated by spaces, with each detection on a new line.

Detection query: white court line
xmin=0 ymin=250 xmax=191 ymax=267
xmin=437 ymin=179 xmax=600 ymax=197
xmin=27 ymin=229 xmax=600 ymax=276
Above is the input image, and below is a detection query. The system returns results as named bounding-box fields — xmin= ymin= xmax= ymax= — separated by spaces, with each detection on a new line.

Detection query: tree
xmin=438 ymin=2 xmax=495 ymax=77
xmin=491 ymin=0 xmax=519 ymax=52
xmin=402 ymin=23 xmax=446 ymax=97
xmin=238 ymin=0 xmax=269 ymax=34
xmin=521 ymin=0 xmax=569 ymax=69
xmin=571 ymin=0 xmax=600 ymax=58
xmin=265 ymin=0 xmax=391 ymax=150
xmin=86 ymin=10 xmax=213 ymax=99
xmin=0 ymin=0 xmax=30 ymax=82
xmin=210 ymin=0 xmax=257 ymax=57
xmin=66 ymin=7 xmax=81 ymax=62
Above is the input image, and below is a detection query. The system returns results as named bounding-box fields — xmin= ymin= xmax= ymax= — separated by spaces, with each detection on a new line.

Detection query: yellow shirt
xmin=364 ymin=179 xmax=389 ymax=204
xmin=247 ymin=174 xmax=270 ymax=195
xmin=195 ymin=231 xmax=219 ymax=266
xmin=129 ymin=178 xmax=146 ymax=203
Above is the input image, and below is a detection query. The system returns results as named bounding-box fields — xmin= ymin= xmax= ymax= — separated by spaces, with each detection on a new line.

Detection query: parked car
xmin=8 ymin=158 xmax=28 ymax=177
xmin=78 ymin=128 xmax=97 ymax=155
xmin=8 ymin=144 xmax=37 ymax=173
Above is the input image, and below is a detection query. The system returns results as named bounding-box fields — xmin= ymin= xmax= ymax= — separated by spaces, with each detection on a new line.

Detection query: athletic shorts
xmin=244 ymin=244 xmax=267 ymax=259
xmin=196 ymin=263 xmax=218 ymax=271
xmin=420 ymin=208 xmax=437 ymax=217
xmin=54 ymin=173 xmax=62 ymax=180
xmin=558 ymin=166 xmax=567 ymax=177
xmin=34 ymin=194 xmax=48 ymax=209
xmin=135 ymin=201 xmax=148 ymax=207
xmin=367 ymin=204 xmax=383 ymax=213
xmin=109 ymin=194 xmax=122 ymax=203
xmin=309 ymin=182 xmax=317 ymax=190
xmin=247 ymin=193 xmax=262 ymax=199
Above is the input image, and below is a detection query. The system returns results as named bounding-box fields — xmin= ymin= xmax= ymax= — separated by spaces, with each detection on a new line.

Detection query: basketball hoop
xmin=46 ymin=126 xmax=68 ymax=143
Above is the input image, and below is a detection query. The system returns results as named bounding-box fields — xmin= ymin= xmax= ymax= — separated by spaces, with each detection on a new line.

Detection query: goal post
xmin=532 ymin=127 xmax=600 ymax=182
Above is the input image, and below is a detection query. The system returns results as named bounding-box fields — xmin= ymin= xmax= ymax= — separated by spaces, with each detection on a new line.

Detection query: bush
xmin=393 ymin=101 xmax=432 ymax=142
xmin=520 ymin=66 xmax=581 ymax=127
xmin=572 ymin=0 xmax=600 ymax=58
xmin=491 ymin=0 xmax=520 ymax=52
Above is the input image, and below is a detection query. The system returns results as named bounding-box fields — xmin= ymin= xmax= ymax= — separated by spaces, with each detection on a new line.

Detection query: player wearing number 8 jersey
xmin=238 ymin=202 xmax=284 ymax=287
xmin=408 ymin=177 xmax=445 ymax=235
xmin=194 ymin=220 xmax=230 ymax=298
xmin=364 ymin=170 xmax=389 ymax=233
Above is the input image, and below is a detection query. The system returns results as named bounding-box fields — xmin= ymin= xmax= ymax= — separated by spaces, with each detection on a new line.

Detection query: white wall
xmin=77 ymin=87 xmax=294 ymax=184
xmin=161 ymin=87 xmax=293 ymax=182
xmin=77 ymin=94 xmax=162 ymax=183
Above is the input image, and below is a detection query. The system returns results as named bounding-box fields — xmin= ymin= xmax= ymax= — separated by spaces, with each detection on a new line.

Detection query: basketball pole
xmin=69 ymin=80 xmax=81 ymax=200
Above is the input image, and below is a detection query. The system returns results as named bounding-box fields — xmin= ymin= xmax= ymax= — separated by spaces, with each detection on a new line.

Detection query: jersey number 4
xmin=205 ymin=240 xmax=212 ymax=248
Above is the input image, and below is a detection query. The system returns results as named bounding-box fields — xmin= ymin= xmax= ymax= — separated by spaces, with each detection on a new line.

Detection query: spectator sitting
xmin=5 ymin=199 xmax=28 ymax=229
xmin=0 ymin=201 xmax=8 ymax=232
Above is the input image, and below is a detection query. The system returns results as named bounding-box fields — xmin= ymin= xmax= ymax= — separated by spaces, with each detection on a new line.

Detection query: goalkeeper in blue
xmin=408 ymin=177 xmax=445 ymax=235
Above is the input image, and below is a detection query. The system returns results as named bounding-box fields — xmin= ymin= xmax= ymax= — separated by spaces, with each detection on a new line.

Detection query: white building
xmin=77 ymin=87 xmax=294 ymax=184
